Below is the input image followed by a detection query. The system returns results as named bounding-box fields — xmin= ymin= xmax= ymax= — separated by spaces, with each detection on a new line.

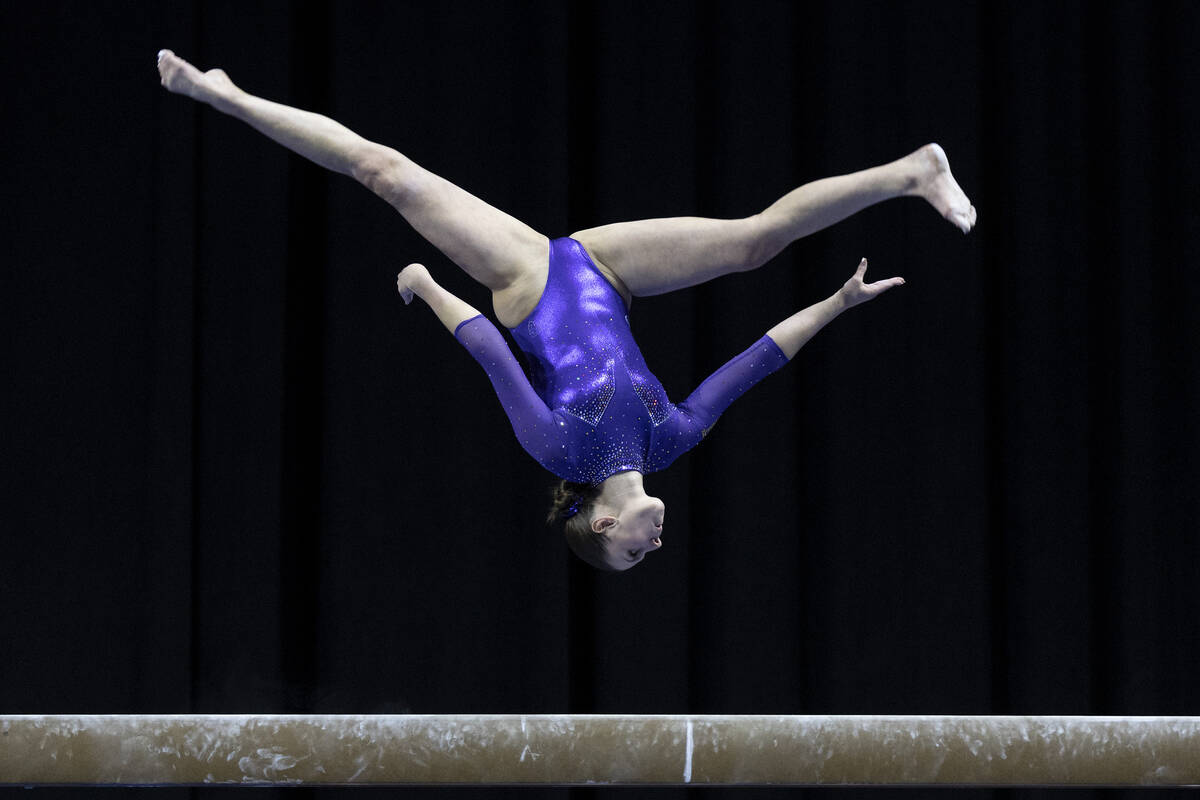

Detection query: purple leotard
xmin=454 ymin=237 xmax=789 ymax=484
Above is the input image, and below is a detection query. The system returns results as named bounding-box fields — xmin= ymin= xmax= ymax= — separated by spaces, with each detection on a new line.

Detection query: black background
xmin=2 ymin=1 xmax=1198 ymax=799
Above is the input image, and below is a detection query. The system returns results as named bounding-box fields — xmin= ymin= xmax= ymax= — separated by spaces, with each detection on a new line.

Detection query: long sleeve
xmin=646 ymin=335 xmax=789 ymax=472
xmin=453 ymin=315 xmax=571 ymax=470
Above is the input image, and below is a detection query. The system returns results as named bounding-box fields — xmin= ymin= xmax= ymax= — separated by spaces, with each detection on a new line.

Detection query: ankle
xmin=207 ymin=85 xmax=243 ymax=114
xmin=893 ymin=153 xmax=925 ymax=197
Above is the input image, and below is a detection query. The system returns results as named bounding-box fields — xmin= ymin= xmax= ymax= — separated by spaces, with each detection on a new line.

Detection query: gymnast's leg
xmin=156 ymin=50 xmax=547 ymax=325
xmin=572 ymin=145 xmax=976 ymax=299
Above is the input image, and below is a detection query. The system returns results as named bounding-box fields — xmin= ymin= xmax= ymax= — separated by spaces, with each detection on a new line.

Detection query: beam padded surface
xmin=2 ymin=715 xmax=1199 ymax=787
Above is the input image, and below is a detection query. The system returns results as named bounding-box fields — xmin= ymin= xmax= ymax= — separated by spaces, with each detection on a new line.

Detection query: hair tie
xmin=561 ymin=494 xmax=583 ymax=519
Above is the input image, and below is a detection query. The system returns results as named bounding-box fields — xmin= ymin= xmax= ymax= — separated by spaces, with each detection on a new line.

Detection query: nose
xmin=650 ymin=536 xmax=662 ymax=549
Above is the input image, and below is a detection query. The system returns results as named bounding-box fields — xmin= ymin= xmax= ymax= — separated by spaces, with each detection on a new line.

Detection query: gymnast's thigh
xmin=571 ymin=215 xmax=762 ymax=298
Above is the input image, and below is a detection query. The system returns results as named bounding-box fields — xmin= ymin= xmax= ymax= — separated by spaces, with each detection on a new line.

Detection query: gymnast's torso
xmin=509 ymin=237 xmax=677 ymax=482
xmin=454 ymin=237 xmax=789 ymax=484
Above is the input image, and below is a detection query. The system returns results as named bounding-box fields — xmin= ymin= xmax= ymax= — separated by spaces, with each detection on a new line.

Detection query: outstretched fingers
xmin=863 ymin=259 xmax=905 ymax=294
xmin=843 ymin=258 xmax=904 ymax=307
xmin=867 ymin=276 xmax=906 ymax=295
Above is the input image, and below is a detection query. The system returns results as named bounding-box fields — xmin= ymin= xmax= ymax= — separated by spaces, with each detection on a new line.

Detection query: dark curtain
xmin=2 ymin=1 xmax=1197 ymax=799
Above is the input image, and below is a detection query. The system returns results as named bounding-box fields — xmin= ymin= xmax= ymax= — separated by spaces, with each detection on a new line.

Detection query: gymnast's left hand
xmin=837 ymin=258 xmax=905 ymax=309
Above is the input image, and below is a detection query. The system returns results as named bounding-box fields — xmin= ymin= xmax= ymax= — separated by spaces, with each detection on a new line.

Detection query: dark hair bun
xmin=546 ymin=479 xmax=593 ymax=525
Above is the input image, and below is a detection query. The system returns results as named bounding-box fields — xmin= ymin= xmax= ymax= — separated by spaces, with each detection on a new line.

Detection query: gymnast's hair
xmin=546 ymin=480 xmax=615 ymax=572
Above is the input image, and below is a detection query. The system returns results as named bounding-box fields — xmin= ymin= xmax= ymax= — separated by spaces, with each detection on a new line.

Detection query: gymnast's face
xmin=594 ymin=494 xmax=665 ymax=571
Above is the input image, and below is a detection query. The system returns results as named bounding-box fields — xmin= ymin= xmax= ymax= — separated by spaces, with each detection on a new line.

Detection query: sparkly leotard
xmin=454 ymin=237 xmax=789 ymax=484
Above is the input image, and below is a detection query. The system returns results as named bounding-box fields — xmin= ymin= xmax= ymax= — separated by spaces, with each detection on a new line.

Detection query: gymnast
xmin=156 ymin=50 xmax=976 ymax=572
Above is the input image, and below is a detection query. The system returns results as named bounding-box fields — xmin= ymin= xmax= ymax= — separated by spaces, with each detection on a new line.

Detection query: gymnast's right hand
xmin=396 ymin=263 xmax=431 ymax=305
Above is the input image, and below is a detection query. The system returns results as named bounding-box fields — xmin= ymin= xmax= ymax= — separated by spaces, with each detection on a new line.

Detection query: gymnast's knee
xmin=350 ymin=145 xmax=420 ymax=207
xmin=735 ymin=214 xmax=782 ymax=272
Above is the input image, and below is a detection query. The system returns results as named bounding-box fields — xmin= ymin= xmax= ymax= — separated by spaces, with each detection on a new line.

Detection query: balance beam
xmin=2 ymin=715 xmax=1198 ymax=787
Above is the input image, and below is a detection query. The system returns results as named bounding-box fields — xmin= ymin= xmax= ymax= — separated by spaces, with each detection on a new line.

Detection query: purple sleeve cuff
xmin=454 ymin=314 xmax=486 ymax=339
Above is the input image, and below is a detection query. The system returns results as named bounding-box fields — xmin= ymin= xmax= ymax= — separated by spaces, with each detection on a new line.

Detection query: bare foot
xmin=156 ymin=49 xmax=240 ymax=106
xmin=907 ymin=143 xmax=977 ymax=234
xmin=396 ymin=263 xmax=431 ymax=305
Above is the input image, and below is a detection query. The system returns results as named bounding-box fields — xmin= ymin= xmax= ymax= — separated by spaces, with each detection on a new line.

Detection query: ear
xmin=590 ymin=515 xmax=618 ymax=535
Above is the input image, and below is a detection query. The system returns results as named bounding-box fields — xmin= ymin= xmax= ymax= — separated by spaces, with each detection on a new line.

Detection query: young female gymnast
xmin=157 ymin=50 xmax=976 ymax=572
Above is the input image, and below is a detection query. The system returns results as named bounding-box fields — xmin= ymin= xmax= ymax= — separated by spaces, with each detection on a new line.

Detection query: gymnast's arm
xmin=674 ymin=258 xmax=904 ymax=431
xmin=649 ymin=259 xmax=904 ymax=470
xmin=395 ymin=263 xmax=563 ymax=459
xmin=396 ymin=263 xmax=481 ymax=335
xmin=765 ymin=258 xmax=904 ymax=359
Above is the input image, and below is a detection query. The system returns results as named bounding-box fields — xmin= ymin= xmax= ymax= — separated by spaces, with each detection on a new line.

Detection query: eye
xmin=628 ymin=550 xmax=640 ymax=559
